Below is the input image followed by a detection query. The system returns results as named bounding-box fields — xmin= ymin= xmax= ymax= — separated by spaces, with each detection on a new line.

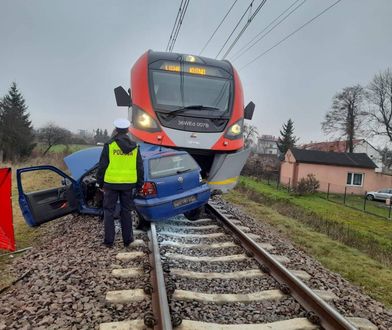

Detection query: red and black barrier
xmin=0 ymin=168 xmax=15 ymax=252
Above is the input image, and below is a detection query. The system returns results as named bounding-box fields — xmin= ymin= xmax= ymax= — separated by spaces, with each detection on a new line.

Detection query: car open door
xmin=17 ymin=165 xmax=80 ymax=227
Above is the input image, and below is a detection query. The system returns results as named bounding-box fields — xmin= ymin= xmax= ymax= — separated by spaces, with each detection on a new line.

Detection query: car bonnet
xmin=63 ymin=147 xmax=102 ymax=180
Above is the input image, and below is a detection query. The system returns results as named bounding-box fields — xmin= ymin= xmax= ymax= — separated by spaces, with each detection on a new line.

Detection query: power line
xmin=199 ymin=0 xmax=239 ymax=56
xmin=168 ymin=0 xmax=191 ymax=52
xmin=222 ymin=0 xmax=268 ymax=59
xmin=240 ymin=0 xmax=344 ymax=70
xmin=231 ymin=0 xmax=306 ymax=62
xmin=166 ymin=0 xmax=184 ymax=52
xmin=215 ymin=0 xmax=255 ymax=59
xmin=166 ymin=0 xmax=191 ymax=52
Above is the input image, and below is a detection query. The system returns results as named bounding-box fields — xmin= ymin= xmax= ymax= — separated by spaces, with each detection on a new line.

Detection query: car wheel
xmin=366 ymin=194 xmax=374 ymax=201
xmin=131 ymin=210 xmax=147 ymax=229
xmin=184 ymin=206 xmax=203 ymax=221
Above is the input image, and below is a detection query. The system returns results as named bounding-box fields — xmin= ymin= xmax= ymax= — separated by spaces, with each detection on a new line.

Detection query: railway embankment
xmin=225 ymin=177 xmax=392 ymax=308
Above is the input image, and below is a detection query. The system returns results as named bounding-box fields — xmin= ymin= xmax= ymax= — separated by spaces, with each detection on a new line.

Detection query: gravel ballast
xmin=0 ymin=215 xmax=151 ymax=330
xmin=171 ymin=298 xmax=307 ymax=324
xmin=171 ymin=276 xmax=279 ymax=294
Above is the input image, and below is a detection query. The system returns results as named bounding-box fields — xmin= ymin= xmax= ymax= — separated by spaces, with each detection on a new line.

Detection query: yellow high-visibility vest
xmin=104 ymin=141 xmax=138 ymax=184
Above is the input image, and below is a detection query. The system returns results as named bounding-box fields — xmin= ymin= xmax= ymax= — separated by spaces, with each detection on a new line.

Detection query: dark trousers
xmin=103 ymin=189 xmax=134 ymax=246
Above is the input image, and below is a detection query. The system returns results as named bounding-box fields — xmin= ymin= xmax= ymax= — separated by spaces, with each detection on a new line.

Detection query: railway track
xmin=99 ymin=200 xmax=378 ymax=330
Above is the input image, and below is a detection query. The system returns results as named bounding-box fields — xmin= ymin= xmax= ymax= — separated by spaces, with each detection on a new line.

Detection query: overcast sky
xmin=1 ymin=0 xmax=391 ymax=145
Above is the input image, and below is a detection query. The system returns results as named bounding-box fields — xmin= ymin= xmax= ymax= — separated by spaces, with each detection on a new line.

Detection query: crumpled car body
xmin=17 ymin=143 xmax=210 ymax=227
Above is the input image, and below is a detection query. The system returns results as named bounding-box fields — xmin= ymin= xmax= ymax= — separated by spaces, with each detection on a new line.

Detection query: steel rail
xmin=206 ymin=203 xmax=357 ymax=330
xmin=148 ymin=223 xmax=173 ymax=330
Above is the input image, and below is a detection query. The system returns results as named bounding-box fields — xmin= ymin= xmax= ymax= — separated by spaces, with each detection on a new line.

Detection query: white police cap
xmin=113 ymin=118 xmax=130 ymax=129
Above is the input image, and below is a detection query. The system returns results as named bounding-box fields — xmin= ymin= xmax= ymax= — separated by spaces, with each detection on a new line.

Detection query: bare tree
xmin=243 ymin=124 xmax=259 ymax=148
xmin=379 ymin=146 xmax=392 ymax=172
xmin=366 ymin=68 xmax=392 ymax=142
xmin=321 ymin=85 xmax=365 ymax=153
xmin=38 ymin=123 xmax=72 ymax=155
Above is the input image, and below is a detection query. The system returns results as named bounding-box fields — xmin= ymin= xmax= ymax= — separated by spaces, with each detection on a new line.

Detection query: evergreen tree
xmin=103 ymin=129 xmax=109 ymax=141
xmin=277 ymin=119 xmax=298 ymax=157
xmin=0 ymin=82 xmax=35 ymax=161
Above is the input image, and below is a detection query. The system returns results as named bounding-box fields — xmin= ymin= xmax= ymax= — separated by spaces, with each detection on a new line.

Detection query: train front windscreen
xmin=148 ymin=60 xmax=233 ymax=133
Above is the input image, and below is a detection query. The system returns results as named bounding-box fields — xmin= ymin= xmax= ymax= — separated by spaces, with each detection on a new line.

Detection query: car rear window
xmin=149 ymin=154 xmax=199 ymax=179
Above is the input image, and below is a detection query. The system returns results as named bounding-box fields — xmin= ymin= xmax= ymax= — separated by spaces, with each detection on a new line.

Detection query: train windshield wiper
xmin=170 ymin=105 xmax=220 ymax=114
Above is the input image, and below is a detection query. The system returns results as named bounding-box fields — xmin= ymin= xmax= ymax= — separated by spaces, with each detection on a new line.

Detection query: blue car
xmin=17 ymin=143 xmax=210 ymax=228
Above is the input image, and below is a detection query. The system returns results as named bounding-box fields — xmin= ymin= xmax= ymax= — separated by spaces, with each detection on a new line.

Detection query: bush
xmin=295 ymin=174 xmax=320 ymax=195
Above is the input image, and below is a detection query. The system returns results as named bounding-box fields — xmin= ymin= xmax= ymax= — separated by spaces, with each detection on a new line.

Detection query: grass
xmin=0 ymin=155 xmax=67 ymax=289
xmin=328 ymin=193 xmax=392 ymax=219
xmin=34 ymin=143 xmax=94 ymax=154
xmin=237 ymin=177 xmax=392 ymax=266
xmin=224 ymin=190 xmax=392 ymax=307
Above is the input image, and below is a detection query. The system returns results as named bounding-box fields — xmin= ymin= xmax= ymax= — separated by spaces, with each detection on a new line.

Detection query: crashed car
xmin=17 ymin=143 xmax=210 ymax=228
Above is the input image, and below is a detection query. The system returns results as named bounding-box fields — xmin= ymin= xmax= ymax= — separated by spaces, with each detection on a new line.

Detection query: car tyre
xmin=366 ymin=194 xmax=374 ymax=201
xmin=132 ymin=210 xmax=147 ymax=229
xmin=184 ymin=206 xmax=203 ymax=221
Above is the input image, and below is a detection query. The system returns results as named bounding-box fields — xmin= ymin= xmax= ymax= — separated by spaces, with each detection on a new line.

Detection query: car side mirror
xmin=114 ymin=86 xmax=132 ymax=107
xmin=244 ymin=101 xmax=255 ymax=120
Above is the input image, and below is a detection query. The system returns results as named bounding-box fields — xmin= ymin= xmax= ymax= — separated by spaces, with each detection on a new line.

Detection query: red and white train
xmin=115 ymin=50 xmax=254 ymax=193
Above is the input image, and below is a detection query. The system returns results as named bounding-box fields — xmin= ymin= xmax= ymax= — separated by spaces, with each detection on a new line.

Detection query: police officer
xmin=97 ymin=119 xmax=144 ymax=248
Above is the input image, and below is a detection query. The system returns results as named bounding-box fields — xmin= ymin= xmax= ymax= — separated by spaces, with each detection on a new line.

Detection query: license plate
xmin=173 ymin=195 xmax=197 ymax=208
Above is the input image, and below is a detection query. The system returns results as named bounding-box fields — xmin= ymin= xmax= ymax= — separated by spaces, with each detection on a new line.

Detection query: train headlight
xmin=225 ymin=119 xmax=243 ymax=139
xmin=132 ymin=106 xmax=161 ymax=132
xmin=229 ymin=123 xmax=241 ymax=135
xmin=139 ymin=113 xmax=153 ymax=127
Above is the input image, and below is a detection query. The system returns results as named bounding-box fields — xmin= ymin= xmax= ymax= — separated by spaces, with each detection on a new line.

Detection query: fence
xmin=248 ymin=174 xmax=392 ymax=220
xmin=321 ymin=182 xmax=392 ymax=220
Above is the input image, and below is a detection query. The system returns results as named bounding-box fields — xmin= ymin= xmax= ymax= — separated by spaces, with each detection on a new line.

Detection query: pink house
xmin=281 ymin=148 xmax=392 ymax=194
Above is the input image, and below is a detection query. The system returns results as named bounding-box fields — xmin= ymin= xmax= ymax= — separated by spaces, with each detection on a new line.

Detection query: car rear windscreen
xmin=149 ymin=154 xmax=199 ymax=179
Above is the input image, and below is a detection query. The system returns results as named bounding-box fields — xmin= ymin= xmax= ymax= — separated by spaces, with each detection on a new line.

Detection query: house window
xmin=346 ymin=172 xmax=363 ymax=186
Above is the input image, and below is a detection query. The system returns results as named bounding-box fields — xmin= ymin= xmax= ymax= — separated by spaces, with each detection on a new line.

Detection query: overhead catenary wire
xmin=222 ymin=0 xmax=268 ymax=59
xmin=199 ymin=0 xmax=239 ymax=56
xmin=240 ymin=0 xmax=344 ymax=70
xmin=215 ymin=0 xmax=255 ymax=59
xmin=169 ymin=0 xmax=191 ymax=52
xmin=166 ymin=0 xmax=184 ymax=52
xmin=166 ymin=0 xmax=191 ymax=52
xmin=231 ymin=0 xmax=307 ymax=62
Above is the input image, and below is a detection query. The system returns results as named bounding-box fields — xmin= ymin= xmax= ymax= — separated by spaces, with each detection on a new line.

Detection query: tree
xmin=243 ymin=124 xmax=259 ymax=148
xmin=379 ymin=147 xmax=392 ymax=172
xmin=277 ymin=119 xmax=298 ymax=156
xmin=37 ymin=123 xmax=72 ymax=155
xmin=94 ymin=128 xmax=110 ymax=144
xmin=103 ymin=129 xmax=109 ymax=141
xmin=366 ymin=68 xmax=392 ymax=142
xmin=321 ymin=85 xmax=365 ymax=153
xmin=0 ymin=82 xmax=35 ymax=161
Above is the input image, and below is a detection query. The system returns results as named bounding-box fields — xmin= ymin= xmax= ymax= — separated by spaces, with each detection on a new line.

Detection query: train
xmin=114 ymin=50 xmax=255 ymax=193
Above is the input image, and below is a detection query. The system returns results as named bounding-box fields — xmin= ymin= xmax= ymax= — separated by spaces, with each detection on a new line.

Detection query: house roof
xmin=290 ymin=148 xmax=377 ymax=169
xmin=301 ymin=139 xmax=364 ymax=152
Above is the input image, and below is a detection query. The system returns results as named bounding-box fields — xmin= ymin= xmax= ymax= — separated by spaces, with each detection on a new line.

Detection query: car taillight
xmin=139 ymin=182 xmax=157 ymax=197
